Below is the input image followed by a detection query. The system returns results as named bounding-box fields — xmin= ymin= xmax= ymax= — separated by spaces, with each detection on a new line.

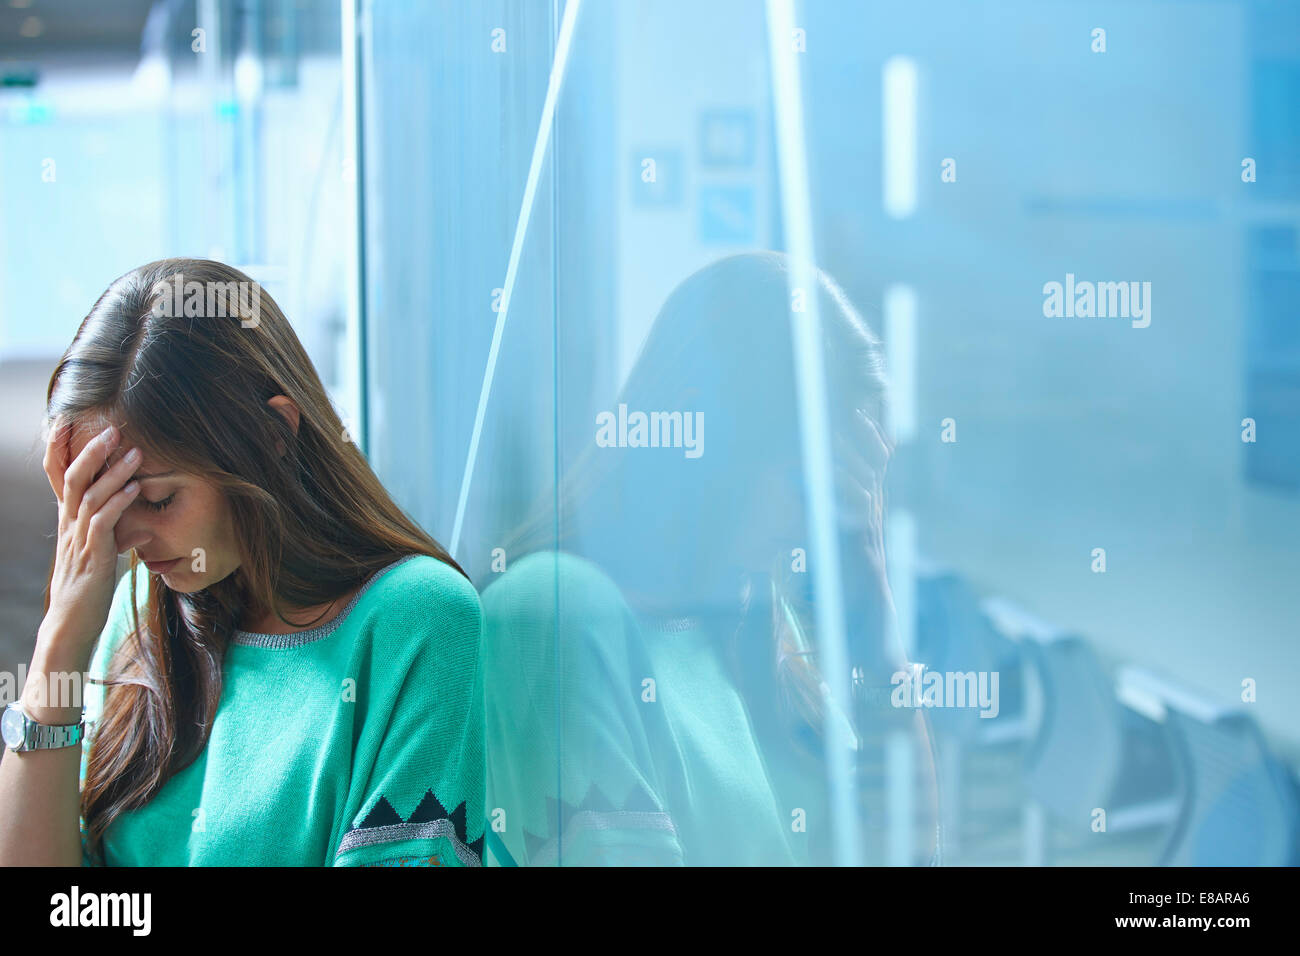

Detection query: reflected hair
xmin=501 ymin=250 xmax=892 ymax=749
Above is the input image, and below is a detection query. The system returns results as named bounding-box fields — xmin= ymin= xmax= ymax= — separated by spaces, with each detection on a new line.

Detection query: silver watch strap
xmin=27 ymin=718 xmax=84 ymax=749
xmin=6 ymin=702 xmax=86 ymax=751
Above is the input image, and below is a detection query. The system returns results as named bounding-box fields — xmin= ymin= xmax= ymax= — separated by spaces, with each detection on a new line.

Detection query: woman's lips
xmin=143 ymin=558 xmax=181 ymax=574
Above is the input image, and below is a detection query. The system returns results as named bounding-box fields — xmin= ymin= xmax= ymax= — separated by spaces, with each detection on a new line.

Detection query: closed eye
xmin=140 ymin=493 xmax=175 ymax=512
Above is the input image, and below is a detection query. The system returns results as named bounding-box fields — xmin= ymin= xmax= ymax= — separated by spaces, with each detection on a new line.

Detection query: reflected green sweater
xmin=481 ymin=551 xmax=805 ymax=866
xmin=79 ymin=554 xmax=485 ymax=867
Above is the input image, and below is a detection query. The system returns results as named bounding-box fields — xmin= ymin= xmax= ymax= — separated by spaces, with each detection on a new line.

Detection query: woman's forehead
xmin=65 ymin=418 xmax=162 ymax=473
xmin=66 ymin=416 xmax=124 ymax=454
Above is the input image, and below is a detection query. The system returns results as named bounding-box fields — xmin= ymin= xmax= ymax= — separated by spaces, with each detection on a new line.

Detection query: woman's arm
xmin=0 ymin=418 xmax=142 ymax=866
xmin=0 ymin=624 xmax=95 ymax=866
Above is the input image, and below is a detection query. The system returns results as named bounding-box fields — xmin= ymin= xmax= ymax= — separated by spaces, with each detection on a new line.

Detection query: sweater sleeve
xmin=331 ymin=564 xmax=486 ymax=867
xmin=79 ymin=564 xmax=148 ymax=866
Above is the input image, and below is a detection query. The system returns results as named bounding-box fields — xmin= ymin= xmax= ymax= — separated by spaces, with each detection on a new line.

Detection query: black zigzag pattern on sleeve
xmin=337 ymin=788 xmax=485 ymax=866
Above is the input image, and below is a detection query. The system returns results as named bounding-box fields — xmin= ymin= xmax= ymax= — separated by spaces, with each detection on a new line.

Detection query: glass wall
xmin=361 ymin=0 xmax=1300 ymax=865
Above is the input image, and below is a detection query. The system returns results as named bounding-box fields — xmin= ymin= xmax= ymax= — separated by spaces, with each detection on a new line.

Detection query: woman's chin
xmin=158 ymin=567 xmax=199 ymax=593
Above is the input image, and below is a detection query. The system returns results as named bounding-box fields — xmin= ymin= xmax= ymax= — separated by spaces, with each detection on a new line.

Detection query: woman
xmin=480 ymin=251 xmax=941 ymax=866
xmin=0 ymin=258 xmax=485 ymax=867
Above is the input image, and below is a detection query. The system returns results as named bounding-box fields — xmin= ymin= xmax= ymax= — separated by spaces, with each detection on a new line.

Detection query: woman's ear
xmin=266 ymin=395 xmax=301 ymax=456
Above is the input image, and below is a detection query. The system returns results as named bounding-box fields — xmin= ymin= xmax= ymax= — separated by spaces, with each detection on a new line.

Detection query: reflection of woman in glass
xmin=481 ymin=251 xmax=940 ymax=866
xmin=0 ymin=259 xmax=485 ymax=867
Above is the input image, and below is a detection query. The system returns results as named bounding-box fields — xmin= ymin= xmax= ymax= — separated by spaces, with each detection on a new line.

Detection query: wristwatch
xmin=1 ymin=701 xmax=85 ymax=752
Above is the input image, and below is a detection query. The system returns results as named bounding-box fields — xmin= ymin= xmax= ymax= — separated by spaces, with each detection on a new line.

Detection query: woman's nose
xmin=113 ymin=511 xmax=151 ymax=555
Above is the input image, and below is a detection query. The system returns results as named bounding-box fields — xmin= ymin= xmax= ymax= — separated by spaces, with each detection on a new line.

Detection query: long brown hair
xmin=43 ymin=258 xmax=467 ymax=862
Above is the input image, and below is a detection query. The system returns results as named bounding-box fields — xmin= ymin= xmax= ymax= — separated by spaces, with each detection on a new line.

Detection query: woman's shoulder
xmin=366 ymin=552 xmax=480 ymax=613
xmin=358 ymin=552 xmax=482 ymax=663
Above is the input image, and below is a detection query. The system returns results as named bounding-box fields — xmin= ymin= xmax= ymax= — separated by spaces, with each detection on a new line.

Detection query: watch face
xmin=1 ymin=706 xmax=24 ymax=748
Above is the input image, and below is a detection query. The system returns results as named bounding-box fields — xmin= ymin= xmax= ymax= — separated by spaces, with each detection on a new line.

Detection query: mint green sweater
xmin=79 ymin=554 xmax=486 ymax=867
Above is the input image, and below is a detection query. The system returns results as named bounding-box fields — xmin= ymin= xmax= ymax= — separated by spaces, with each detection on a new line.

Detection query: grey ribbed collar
xmin=231 ymin=554 xmax=421 ymax=649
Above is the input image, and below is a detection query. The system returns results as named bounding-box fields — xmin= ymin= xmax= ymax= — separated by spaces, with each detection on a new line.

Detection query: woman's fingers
xmin=78 ymin=442 xmax=140 ymax=526
xmin=41 ymin=416 xmax=73 ymax=504
xmin=63 ymin=423 xmax=120 ymax=523
xmin=85 ymin=479 xmax=141 ymax=553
